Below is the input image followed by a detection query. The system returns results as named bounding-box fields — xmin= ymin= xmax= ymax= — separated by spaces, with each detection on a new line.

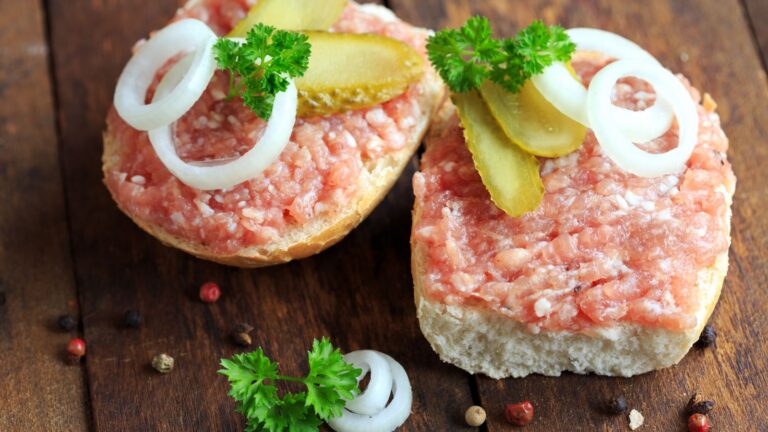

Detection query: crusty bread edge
xmin=411 ymin=102 xmax=732 ymax=378
xmin=102 ymin=3 xmax=446 ymax=268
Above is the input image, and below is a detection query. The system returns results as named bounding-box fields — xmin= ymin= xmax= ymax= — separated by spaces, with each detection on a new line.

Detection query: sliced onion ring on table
xmin=148 ymin=56 xmax=298 ymax=191
xmin=328 ymin=351 xmax=412 ymax=432
xmin=531 ymin=28 xmax=674 ymax=143
xmin=114 ymin=19 xmax=217 ymax=131
xmin=342 ymin=350 xmax=393 ymax=416
xmin=587 ymin=59 xmax=698 ymax=178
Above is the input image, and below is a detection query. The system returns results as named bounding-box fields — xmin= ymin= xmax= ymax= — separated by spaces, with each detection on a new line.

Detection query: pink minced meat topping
xmin=105 ymin=1 xmax=429 ymax=254
xmin=413 ymin=57 xmax=735 ymax=332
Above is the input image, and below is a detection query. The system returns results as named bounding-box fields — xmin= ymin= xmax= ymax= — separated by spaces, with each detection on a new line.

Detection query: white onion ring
xmin=531 ymin=64 xmax=589 ymax=125
xmin=531 ymin=28 xmax=674 ymax=143
xmin=568 ymin=28 xmax=675 ymax=142
xmin=148 ymin=58 xmax=297 ymax=191
xmin=342 ymin=351 xmax=393 ymax=416
xmin=587 ymin=59 xmax=698 ymax=177
xmin=567 ymin=28 xmax=660 ymax=65
xmin=114 ymin=19 xmax=217 ymax=131
xmin=328 ymin=352 xmax=412 ymax=432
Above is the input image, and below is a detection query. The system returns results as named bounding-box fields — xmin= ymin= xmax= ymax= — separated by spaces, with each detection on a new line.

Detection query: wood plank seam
xmin=39 ymin=0 xmax=96 ymax=429
xmin=738 ymin=0 xmax=768 ymax=75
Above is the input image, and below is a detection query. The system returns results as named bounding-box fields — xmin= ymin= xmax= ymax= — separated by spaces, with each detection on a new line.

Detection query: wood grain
xmin=45 ymin=0 xmax=472 ymax=430
xmin=0 ymin=1 xmax=89 ymax=431
xmin=743 ymin=0 xmax=768 ymax=69
xmin=391 ymin=0 xmax=768 ymax=430
xmin=2 ymin=0 xmax=764 ymax=430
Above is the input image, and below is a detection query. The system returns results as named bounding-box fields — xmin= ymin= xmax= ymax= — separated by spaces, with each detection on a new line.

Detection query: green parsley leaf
xmin=426 ymin=16 xmax=502 ymax=92
xmin=427 ymin=18 xmax=575 ymax=93
xmin=213 ymin=23 xmax=311 ymax=119
xmin=304 ymin=338 xmax=362 ymax=420
xmin=219 ymin=348 xmax=279 ymax=422
xmin=219 ymin=339 xmax=361 ymax=432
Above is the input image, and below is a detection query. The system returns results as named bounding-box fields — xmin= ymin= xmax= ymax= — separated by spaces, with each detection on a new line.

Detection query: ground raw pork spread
xmin=413 ymin=56 xmax=735 ymax=332
xmin=105 ymin=0 xmax=429 ymax=254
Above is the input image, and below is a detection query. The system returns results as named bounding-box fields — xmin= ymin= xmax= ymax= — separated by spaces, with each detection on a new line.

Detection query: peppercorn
xmin=152 ymin=353 xmax=175 ymax=374
xmin=696 ymin=324 xmax=717 ymax=347
xmin=123 ymin=309 xmax=142 ymax=328
xmin=57 ymin=314 xmax=77 ymax=331
xmin=464 ymin=405 xmax=486 ymax=427
xmin=605 ymin=396 xmax=628 ymax=415
xmin=233 ymin=331 xmax=252 ymax=347
xmin=0 ymin=291 xmax=5 ymax=306
xmin=233 ymin=322 xmax=254 ymax=334
xmin=687 ymin=393 xmax=715 ymax=415
xmin=505 ymin=401 xmax=534 ymax=426
xmin=66 ymin=338 xmax=86 ymax=364
xmin=688 ymin=413 xmax=711 ymax=432
xmin=199 ymin=282 xmax=221 ymax=303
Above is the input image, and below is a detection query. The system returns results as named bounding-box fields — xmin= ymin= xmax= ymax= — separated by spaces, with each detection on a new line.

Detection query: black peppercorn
xmin=687 ymin=393 xmax=715 ymax=415
xmin=57 ymin=314 xmax=77 ymax=331
xmin=233 ymin=322 xmax=254 ymax=334
xmin=696 ymin=324 xmax=717 ymax=347
xmin=123 ymin=309 xmax=142 ymax=328
xmin=605 ymin=396 xmax=628 ymax=415
xmin=0 ymin=291 xmax=6 ymax=306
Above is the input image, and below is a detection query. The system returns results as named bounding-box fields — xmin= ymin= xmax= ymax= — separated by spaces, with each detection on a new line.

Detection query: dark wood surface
xmin=0 ymin=0 xmax=89 ymax=430
xmin=1 ymin=0 xmax=767 ymax=431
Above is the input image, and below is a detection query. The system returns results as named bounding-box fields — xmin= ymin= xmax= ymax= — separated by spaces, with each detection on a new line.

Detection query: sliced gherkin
xmin=452 ymin=91 xmax=544 ymax=217
xmin=228 ymin=0 xmax=348 ymax=36
xmin=479 ymin=80 xmax=587 ymax=158
xmin=295 ymin=32 xmax=425 ymax=117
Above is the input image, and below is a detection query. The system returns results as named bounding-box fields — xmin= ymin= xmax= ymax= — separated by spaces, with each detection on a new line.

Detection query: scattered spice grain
xmin=696 ymin=324 xmax=717 ymax=347
xmin=688 ymin=413 xmax=711 ymax=432
xmin=505 ymin=401 xmax=534 ymax=426
xmin=57 ymin=314 xmax=77 ymax=331
xmin=464 ymin=405 xmax=486 ymax=427
xmin=123 ymin=309 xmax=142 ymax=328
xmin=199 ymin=282 xmax=221 ymax=303
xmin=152 ymin=353 xmax=175 ymax=374
xmin=687 ymin=393 xmax=715 ymax=415
xmin=605 ymin=396 xmax=628 ymax=415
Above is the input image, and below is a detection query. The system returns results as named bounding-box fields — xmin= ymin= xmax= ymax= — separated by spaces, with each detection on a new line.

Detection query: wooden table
xmin=1 ymin=0 xmax=767 ymax=430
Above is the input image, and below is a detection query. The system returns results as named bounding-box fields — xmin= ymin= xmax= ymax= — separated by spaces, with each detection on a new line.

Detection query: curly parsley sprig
xmin=213 ymin=24 xmax=311 ymax=119
xmin=427 ymin=18 xmax=575 ymax=93
xmin=219 ymin=338 xmax=361 ymax=432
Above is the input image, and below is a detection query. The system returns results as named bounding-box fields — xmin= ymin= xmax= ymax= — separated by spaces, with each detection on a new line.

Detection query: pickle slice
xmin=479 ymin=80 xmax=587 ymax=158
xmin=452 ymin=91 xmax=544 ymax=217
xmin=296 ymin=32 xmax=425 ymax=117
xmin=228 ymin=0 xmax=348 ymax=36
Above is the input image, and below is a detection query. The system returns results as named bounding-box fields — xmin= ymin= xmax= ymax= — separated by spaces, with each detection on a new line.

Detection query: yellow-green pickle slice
xmin=452 ymin=91 xmax=544 ymax=217
xmin=228 ymin=0 xmax=348 ymax=36
xmin=479 ymin=80 xmax=587 ymax=158
xmin=296 ymin=32 xmax=425 ymax=117
xmin=228 ymin=0 xmax=425 ymax=117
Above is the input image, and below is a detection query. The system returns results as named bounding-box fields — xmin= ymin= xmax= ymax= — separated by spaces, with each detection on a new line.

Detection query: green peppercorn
xmin=152 ymin=353 xmax=174 ymax=374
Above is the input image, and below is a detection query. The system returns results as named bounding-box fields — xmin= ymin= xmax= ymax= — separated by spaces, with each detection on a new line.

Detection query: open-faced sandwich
xmin=412 ymin=19 xmax=735 ymax=377
xmin=104 ymin=0 xmax=443 ymax=267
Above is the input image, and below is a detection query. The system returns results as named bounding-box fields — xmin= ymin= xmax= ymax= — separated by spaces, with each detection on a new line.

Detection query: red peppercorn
xmin=199 ymin=282 xmax=221 ymax=303
xmin=505 ymin=401 xmax=534 ymax=426
xmin=688 ymin=413 xmax=711 ymax=432
xmin=66 ymin=338 xmax=86 ymax=360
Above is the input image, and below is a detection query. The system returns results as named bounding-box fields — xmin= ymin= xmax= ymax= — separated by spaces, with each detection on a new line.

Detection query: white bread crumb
xmin=629 ymin=409 xmax=644 ymax=430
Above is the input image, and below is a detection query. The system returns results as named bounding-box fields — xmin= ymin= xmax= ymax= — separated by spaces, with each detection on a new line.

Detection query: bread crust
xmin=411 ymin=102 xmax=732 ymax=378
xmin=102 ymin=3 xmax=446 ymax=267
